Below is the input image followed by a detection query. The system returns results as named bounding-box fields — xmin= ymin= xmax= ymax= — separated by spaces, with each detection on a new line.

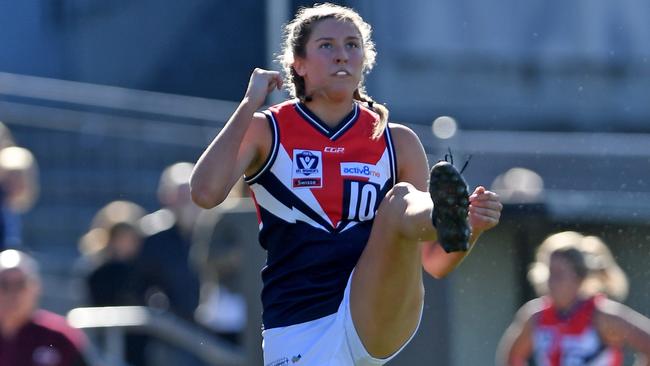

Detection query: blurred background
xmin=1 ymin=0 xmax=649 ymax=365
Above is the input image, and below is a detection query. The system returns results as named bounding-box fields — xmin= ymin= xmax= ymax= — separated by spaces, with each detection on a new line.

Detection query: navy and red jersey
xmin=245 ymin=100 xmax=397 ymax=329
xmin=0 ymin=310 xmax=88 ymax=366
xmin=532 ymin=296 xmax=623 ymax=366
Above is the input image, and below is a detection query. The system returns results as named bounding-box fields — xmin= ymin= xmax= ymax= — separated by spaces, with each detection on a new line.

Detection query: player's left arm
xmin=389 ymin=123 xmax=502 ymax=278
xmin=597 ymin=299 xmax=650 ymax=364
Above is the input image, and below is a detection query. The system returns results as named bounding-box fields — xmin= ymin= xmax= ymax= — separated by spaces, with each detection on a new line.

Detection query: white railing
xmin=67 ymin=306 xmax=246 ymax=366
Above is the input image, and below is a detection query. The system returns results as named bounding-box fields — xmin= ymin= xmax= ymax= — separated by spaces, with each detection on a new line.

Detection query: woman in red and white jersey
xmin=191 ymin=3 xmax=503 ymax=365
xmin=498 ymin=232 xmax=650 ymax=366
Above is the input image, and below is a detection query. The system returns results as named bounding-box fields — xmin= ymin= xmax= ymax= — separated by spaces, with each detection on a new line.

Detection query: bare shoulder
xmin=245 ymin=112 xmax=273 ymax=153
xmin=504 ymin=298 xmax=546 ymax=332
xmin=594 ymin=297 xmax=638 ymax=326
xmin=595 ymin=297 xmax=650 ymax=330
xmin=504 ymin=298 xmax=544 ymax=338
xmin=596 ymin=297 xmax=650 ymax=351
xmin=593 ymin=298 xmax=644 ymax=344
xmin=387 ymin=122 xmax=428 ymax=187
xmin=595 ymin=297 xmax=626 ymax=315
xmin=243 ymin=112 xmax=273 ymax=175
xmin=387 ymin=122 xmax=426 ymax=161
xmin=250 ymin=111 xmax=272 ymax=132
xmin=499 ymin=298 xmax=543 ymax=364
xmin=388 ymin=122 xmax=420 ymax=145
xmin=516 ymin=298 xmax=546 ymax=322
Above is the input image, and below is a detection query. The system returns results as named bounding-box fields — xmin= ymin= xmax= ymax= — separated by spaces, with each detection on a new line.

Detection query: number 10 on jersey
xmin=343 ymin=180 xmax=380 ymax=222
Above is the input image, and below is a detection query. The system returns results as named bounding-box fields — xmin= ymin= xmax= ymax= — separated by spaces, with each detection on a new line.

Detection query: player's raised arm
xmin=190 ymin=68 xmax=282 ymax=208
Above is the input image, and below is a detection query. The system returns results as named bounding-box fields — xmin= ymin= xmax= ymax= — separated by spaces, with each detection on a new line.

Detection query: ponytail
xmin=353 ymin=88 xmax=389 ymax=139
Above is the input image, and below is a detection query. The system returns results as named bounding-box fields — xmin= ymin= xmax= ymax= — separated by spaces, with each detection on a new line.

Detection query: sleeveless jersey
xmin=244 ymin=100 xmax=397 ymax=329
xmin=533 ymin=296 xmax=623 ymax=366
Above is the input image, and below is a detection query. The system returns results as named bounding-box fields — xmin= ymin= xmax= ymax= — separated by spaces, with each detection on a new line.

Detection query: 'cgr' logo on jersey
xmin=292 ymin=149 xmax=323 ymax=188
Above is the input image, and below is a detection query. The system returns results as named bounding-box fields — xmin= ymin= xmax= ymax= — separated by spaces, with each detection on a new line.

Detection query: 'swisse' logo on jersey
xmin=292 ymin=149 xmax=323 ymax=188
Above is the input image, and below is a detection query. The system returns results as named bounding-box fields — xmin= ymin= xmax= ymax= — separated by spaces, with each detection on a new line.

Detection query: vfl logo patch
xmin=296 ymin=151 xmax=319 ymax=174
xmin=293 ymin=149 xmax=323 ymax=188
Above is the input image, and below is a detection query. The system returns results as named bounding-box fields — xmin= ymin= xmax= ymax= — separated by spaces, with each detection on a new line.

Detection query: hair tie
xmin=367 ymin=101 xmax=374 ymax=109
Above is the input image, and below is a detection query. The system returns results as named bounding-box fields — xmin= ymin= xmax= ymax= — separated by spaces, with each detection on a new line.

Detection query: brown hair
xmin=551 ymin=247 xmax=588 ymax=279
xmin=78 ymin=200 xmax=146 ymax=260
xmin=528 ymin=231 xmax=629 ymax=301
xmin=278 ymin=3 xmax=389 ymax=138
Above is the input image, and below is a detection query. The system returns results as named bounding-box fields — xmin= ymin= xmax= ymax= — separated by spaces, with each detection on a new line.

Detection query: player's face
xmin=0 ymin=269 xmax=39 ymax=317
xmin=294 ymin=18 xmax=364 ymax=101
xmin=547 ymin=255 xmax=583 ymax=309
xmin=111 ymin=227 xmax=142 ymax=260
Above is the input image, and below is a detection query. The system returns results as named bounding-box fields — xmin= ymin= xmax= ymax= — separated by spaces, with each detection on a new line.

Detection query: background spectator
xmin=79 ymin=200 xmax=145 ymax=306
xmin=0 ymin=146 xmax=39 ymax=250
xmin=132 ymin=162 xmax=203 ymax=365
xmin=0 ymin=249 xmax=89 ymax=366
xmin=79 ymin=200 xmax=146 ymax=366
xmin=193 ymin=179 xmax=250 ymax=345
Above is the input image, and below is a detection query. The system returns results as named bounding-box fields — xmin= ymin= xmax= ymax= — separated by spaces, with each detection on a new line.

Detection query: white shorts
xmin=262 ymin=272 xmax=423 ymax=366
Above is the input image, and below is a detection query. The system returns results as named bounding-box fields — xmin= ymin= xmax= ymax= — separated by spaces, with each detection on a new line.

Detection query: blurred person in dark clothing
xmin=133 ymin=162 xmax=204 ymax=365
xmin=79 ymin=200 xmax=147 ymax=366
xmin=193 ymin=180 xmax=250 ymax=346
xmin=0 ymin=146 xmax=39 ymax=250
xmin=80 ymin=200 xmax=146 ymax=307
xmin=0 ymin=249 xmax=89 ymax=366
xmin=134 ymin=162 xmax=202 ymax=321
xmin=193 ymin=213 xmax=247 ymax=346
xmin=87 ymin=222 xmax=142 ymax=305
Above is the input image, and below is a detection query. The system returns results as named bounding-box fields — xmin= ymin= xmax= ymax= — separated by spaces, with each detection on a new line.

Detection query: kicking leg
xmin=350 ymin=182 xmax=435 ymax=358
xmin=350 ymin=160 xmax=471 ymax=358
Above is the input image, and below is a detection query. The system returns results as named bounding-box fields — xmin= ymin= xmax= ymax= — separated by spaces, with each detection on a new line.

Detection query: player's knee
xmin=378 ymin=182 xmax=411 ymax=214
xmin=376 ymin=183 xmax=424 ymax=240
